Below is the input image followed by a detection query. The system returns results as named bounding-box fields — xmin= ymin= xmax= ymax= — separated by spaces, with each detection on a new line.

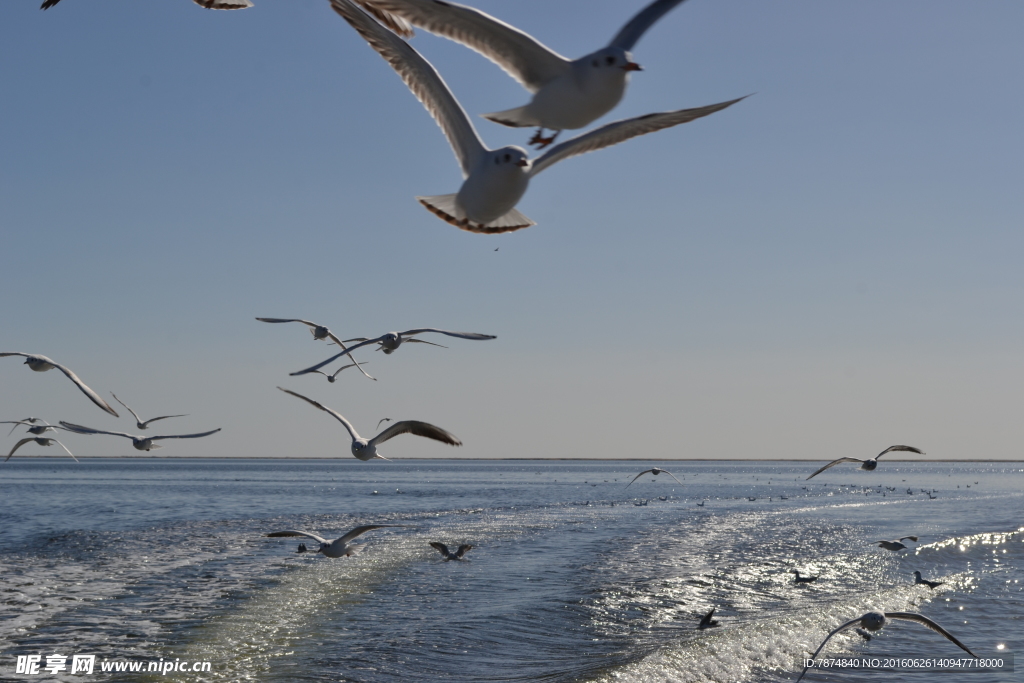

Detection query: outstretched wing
xmin=267 ymin=530 xmax=328 ymax=544
xmin=1 ymin=352 xmax=118 ymax=417
xmin=323 ymin=331 xmax=375 ymax=381
xmin=660 ymin=469 xmax=684 ymax=486
xmin=886 ymin=613 xmax=978 ymax=658
xmin=366 ymin=0 xmax=570 ymax=92
xmin=530 ymin=96 xmax=748 ymax=178
xmin=795 ymin=617 xmax=866 ymax=683
xmin=150 ymin=429 xmax=221 ymax=441
xmin=290 ymin=337 xmax=382 ymax=377
xmin=5 ymin=438 xmax=36 ymax=462
xmin=454 ymin=544 xmax=473 ymax=558
xmin=51 ymin=439 xmax=79 ymax=463
xmin=698 ymin=608 xmax=715 ymax=628
xmin=876 ymin=445 xmax=924 ymax=459
xmin=331 ymin=0 xmax=486 ymax=178
xmin=429 ymin=541 xmax=450 ymax=556
xmin=370 ymin=420 xmax=462 ymax=448
xmin=625 ymin=469 xmax=655 ymax=487
xmin=806 ymin=458 xmax=863 ymax=480
xmin=403 ymin=339 xmax=447 ymax=348
xmin=111 ymin=393 xmax=143 ymax=423
xmin=59 ymin=422 xmax=136 ymax=440
xmin=337 ymin=524 xmax=403 ymax=544
xmin=256 ymin=317 xmax=320 ymax=328
xmin=400 ymin=329 xmax=496 ymax=341
xmin=277 ymin=387 xmax=361 ymax=442
xmin=140 ymin=414 xmax=189 ymax=427
xmin=898 ymin=536 xmax=919 ymax=542
xmin=608 ymin=0 xmax=689 ymax=52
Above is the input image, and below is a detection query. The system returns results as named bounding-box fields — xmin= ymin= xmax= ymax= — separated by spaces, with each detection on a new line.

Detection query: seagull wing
xmin=323 ymin=331 xmax=375 ymax=381
xmin=365 ymin=0 xmax=570 ymax=92
xmin=0 ymin=353 xmax=118 ymax=417
xmin=255 ymin=317 xmax=321 ymax=329
xmin=625 ymin=469 xmax=655 ymax=487
xmin=898 ymin=536 xmax=919 ymax=542
xmin=353 ymin=1 xmax=414 ymax=38
xmin=290 ymin=338 xmax=382 ymax=377
xmin=267 ymin=530 xmax=328 ymax=544
xmin=795 ymin=616 xmax=866 ymax=683
xmin=51 ymin=439 xmax=79 ymax=463
xmin=454 ymin=544 xmax=473 ymax=558
xmin=429 ymin=541 xmax=450 ymax=556
xmin=370 ymin=420 xmax=462 ymax=448
xmin=331 ymin=0 xmax=486 ymax=178
xmin=148 ymin=429 xmax=221 ymax=441
xmin=661 ymin=469 xmax=684 ymax=486
xmin=376 ymin=418 xmax=392 ymax=430
xmin=400 ymin=329 xmax=497 ymax=341
xmin=139 ymin=415 xmax=189 ymax=428
xmin=277 ymin=387 xmax=361 ymax=442
xmin=698 ymin=608 xmax=715 ymax=627
xmin=337 ymin=524 xmax=401 ymax=544
xmin=59 ymin=422 xmax=137 ymax=440
xmin=111 ymin=393 xmax=142 ymax=423
xmin=530 ymin=96 xmax=748 ymax=178
xmin=608 ymin=0 xmax=690 ymax=51
xmin=806 ymin=458 xmax=864 ymax=480
xmin=876 ymin=445 xmax=924 ymax=459
xmin=330 ymin=362 xmax=368 ymax=379
xmin=5 ymin=438 xmax=37 ymax=462
xmin=403 ymin=339 xmax=448 ymax=348
xmin=885 ymin=613 xmax=978 ymax=658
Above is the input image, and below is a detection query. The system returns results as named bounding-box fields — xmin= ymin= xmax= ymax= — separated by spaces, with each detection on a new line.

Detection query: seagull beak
xmin=622 ymin=62 xmax=642 ymax=72
xmin=516 ymin=158 xmax=529 ymax=167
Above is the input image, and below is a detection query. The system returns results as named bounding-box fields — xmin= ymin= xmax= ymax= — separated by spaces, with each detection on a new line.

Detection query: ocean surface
xmin=1 ymin=459 xmax=1021 ymax=682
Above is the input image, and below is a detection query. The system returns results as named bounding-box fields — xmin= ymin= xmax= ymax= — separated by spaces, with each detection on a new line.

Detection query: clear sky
xmin=2 ymin=0 xmax=1022 ymax=460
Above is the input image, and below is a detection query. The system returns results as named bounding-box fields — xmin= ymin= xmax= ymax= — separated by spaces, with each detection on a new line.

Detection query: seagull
xmin=277 ymin=387 xmax=461 ymax=460
xmin=625 ymin=468 xmax=683 ymax=487
xmin=2 ymin=419 xmax=60 ymax=436
xmin=110 ymin=393 xmax=188 ymax=430
xmin=367 ymin=0 xmax=692 ymax=148
xmin=875 ymin=536 xmax=918 ymax=552
xmin=791 ymin=569 xmax=819 ymax=584
xmin=1 ymin=353 xmax=118 ymax=416
xmin=291 ymin=328 xmax=495 ymax=377
xmin=296 ymin=543 xmax=308 ymax=553
xmin=266 ymin=525 xmax=406 ymax=558
xmin=429 ymin=542 xmax=473 ymax=560
xmin=330 ymin=0 xmax=746 ymax=234
xmin=697 ymin=608 xmax=720 ymax=629
xmin=795 ymin=611 xmax=978 ymax=683
xmin=5 ymin=417 xmax=47 ymax=436
xmin=914 ymin=571 xmax=944 ymax=589
xmin=311 ymin=362 xmax=368 ymax=384
xmin=5 ymin=437 xmax=78 ymax=463
xmin=59 ymin=422 xmax=221 ymax=451
xmin=806 ymin=445 xmax=924 ymax=480
xmin=256 ymin=318 xmax=374 ymax=380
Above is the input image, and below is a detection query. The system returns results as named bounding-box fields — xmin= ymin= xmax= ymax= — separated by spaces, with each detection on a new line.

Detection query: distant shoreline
xmin=7 ymin=456 xmax=1023 ymax=463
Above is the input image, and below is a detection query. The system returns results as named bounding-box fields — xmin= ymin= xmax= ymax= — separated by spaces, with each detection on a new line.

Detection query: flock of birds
xmin=14 ymin=0 xmax=995 ymax=676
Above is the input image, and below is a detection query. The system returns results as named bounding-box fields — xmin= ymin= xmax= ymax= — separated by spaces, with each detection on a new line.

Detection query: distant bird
xmin=267 ymin=525 xmax=405 ymax=558
xmin=875 ymin=536 xmax=919 ymax=552
xmin=311 ymin=362 xmax=367 ymax=384
xmin=6 ymin=437 xmax=78 ymax=462
xmin=366 ymin=0 xmax=692 ymax=148
xmin=430 ymin=542 xmax=473 ymax=560
xmin=292 ymin=326 xmax=496 ymax=377
xmin=697 ymin=608 xmax=720 ymax=629
xmin=278 ymin=387 xmax=461 ymax=460
xmin=296 ymin=543 xmax=308 ymax=554
xmin=2 ymin=419 xmax=59 ymax=436
xmin=914 ymin=571 xmax=944 ymax=589
xmin=377 ymin=417 xmax=392 ymax=430
xmin=111 ymin=393 xmax=187 ymax=430
xmin=625 ymin=468 xmax=683 ymax=487
xmin=1 ymin=352 xmax=118 ymax=416
xmin=4 ymin=417 xmax=47 ymax=436
xmin=806 ymin=445 xmax=924 ymax=480
xmin=791 ymin=570 xmax=818 ymax=584
xmin=256 ymin=317 xmax=374 ymax=380
xmin=795 ymin=611 xmax=977 ymax=682
xmin=329 ymin=0 xmax=745 ymax=234
xmin=696 ymin=500 xmax=705 ymax=507
xmin=59 ymin=422 xmax=221 ymax=451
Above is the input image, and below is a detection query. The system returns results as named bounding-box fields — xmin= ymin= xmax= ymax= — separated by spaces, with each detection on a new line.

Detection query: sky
xmin=1 ymin=0 xmax=1022 ymax=461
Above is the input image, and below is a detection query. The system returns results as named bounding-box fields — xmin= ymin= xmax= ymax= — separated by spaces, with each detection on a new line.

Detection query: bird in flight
xmin=625 ymin=468 xmax=683 ymax=487
xmin=60 ymin=422 xmax=221 ymax=452
xmin=256 ymin=317 xmax=374 ymax=380
xmin=111 ymin=393 xmax=188 ymax=430
xmin=267 ymin=525 xmax=407 ymax=558
xmin=6 ymin=436 xmax=78 ymax=463
xmin=1 ymin=352 xmax=118 ymax=416
xmin=875 ymin=536 xmax=919 ymax=552
xmin=914 ymin=571 xmax=944 ymax=589
xmin=806 ymin=445 xmax=924 ymax=480
xmin=429 ymin=542 xmax=473 ymax=561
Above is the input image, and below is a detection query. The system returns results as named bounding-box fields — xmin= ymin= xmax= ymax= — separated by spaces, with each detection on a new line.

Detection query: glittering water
xmin=1 ymin=459 xmax=1021 ymax=682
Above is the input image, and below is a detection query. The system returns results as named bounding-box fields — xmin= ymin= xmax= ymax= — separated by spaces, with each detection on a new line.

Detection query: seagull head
xmin=586 ymin=46 xmax=641 ymax=74
xmin=861 ymin=612 xmax=886 ymax=631
xmin=492 ymin=146 xmax=531 ymax=170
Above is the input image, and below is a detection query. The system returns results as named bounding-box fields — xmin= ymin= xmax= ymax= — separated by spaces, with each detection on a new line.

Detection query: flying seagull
xmin=697 ymin=608 xmax=720 ymax=629
xmin=795 ymin=611 xmax=977 ymax=683
xmin=111 ymin=393 xmax=188 ymax=430
xmin=256 ymin=318 xmax=374 ymax=380
xmin=330 ymin=0 xmax=745 ymax=234
xmin=267 ymin=525 xmax=406 ymax=558
xmin=1 ymin=353 xmax=118 ymax=417
xmin=914 ymin=571 xmax=944 ymax=589
xmin=430 ymin=542 xmax=473 ymax=560
xmin=2 ymin=419 xmax=60 ymax=436
xmin=278 ymin=387 xmax=461 ymax=460
xmin=625 ymin=468 xmax=683 ymax=488
xmin=806 ymin=445 xmax=924 ymax=480
xmin=60 ymin=422 xmax=221 ymax=451
xmin=5 ymin=437 xmax=78 ymax=463
xmin=292 ymin=327 xmax=495 ymax=377
xmin=366 ymin=0 xmax=692 ymax=148
xmin=875 ymin=536 xmax=918 ymax=552
xmin=791 ymin=569 xmax=818 ymax=584
xmin=5 ymin=417 xmax=47 ymax=436
xmin=311 ymin=362 xmax=368 ymax=383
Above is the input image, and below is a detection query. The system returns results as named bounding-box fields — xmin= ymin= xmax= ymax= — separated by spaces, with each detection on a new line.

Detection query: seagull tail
xmin=417 ymin=196 xmax=536 ymax=234
xmin=481 ymin=106 xmax=536 ymax=129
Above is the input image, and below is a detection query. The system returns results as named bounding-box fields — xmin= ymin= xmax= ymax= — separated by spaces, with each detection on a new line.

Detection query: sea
xmin=1 ymin=459 xmax=1021 ymax=683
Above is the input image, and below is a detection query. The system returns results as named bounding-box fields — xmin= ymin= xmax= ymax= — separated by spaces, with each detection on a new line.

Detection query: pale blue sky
xmin=2 ymin=1 xmax=1022 ymax=460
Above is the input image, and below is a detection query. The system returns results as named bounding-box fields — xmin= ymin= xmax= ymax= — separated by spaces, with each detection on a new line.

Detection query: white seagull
xmin=875 ymin=536 xmax=918 ymax=552
xmin=367 ymin=0 xmax=692 ymax=148
xmin=256 ymin=317 xmax=375 ymax=380
xmin=291 ymin=328 xmax=495 ymax=377
xmin=625 ymin=468 xmax=683 ymax=488
xmin=429 ymin=542 xmax=473 ymax=560
xmin=111 ymin=393 xmax=188 ymax=431
xmin=311 ymin=362 xmax=368 ymax=384
xmin=6 ymin=436 xmax=78 ymax=463
xmin=267 ymin=525 xmax=406 ymax=558
xmin=59 ymin=421 xmax=221 ymax=451
xmin=795 ymin=611 xmax=977 ymax=683
xmin=330 ymin=0 xmax=745 ymax=234
xmin=806 ymin=445 xmax=924 ymax=480
xmin=5 ymin=417 xmax=47 ymax=436
xmin=1 ymin=352 xmax=118 ymax=417
xmin=278 ymin=387 xmax=461 ymax=460
xmin=2 ymin=419 xmax=59 ymax=436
